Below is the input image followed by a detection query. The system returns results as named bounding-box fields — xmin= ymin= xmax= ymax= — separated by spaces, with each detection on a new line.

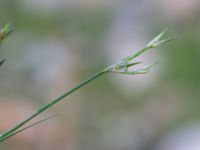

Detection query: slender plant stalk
xmin=0 ymin=25 xmax=175 ymax=141
xmin=0 ymin=114 xmax=59 ymax=142
xmin=0 ymin=71 xmax=106 ymax=141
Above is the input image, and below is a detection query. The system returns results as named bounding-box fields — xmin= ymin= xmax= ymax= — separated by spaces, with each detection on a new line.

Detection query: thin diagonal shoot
xmin=0 ymin=28 xmax=175 ymax=141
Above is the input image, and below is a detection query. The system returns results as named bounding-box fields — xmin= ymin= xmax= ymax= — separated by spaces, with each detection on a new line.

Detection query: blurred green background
xmin=1 ymin=0 xmax=200 ymax=150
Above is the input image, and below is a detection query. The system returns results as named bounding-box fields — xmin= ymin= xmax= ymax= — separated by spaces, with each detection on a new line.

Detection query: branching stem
xmin=0 ymin=28 xmax=175 ymax=141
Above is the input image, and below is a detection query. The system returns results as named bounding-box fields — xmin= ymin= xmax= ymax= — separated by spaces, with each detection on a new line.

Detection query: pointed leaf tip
xmin=0 ymin=59 xmax=5 ymax=66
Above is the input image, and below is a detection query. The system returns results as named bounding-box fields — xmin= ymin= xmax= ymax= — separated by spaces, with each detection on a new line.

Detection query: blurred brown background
xmin=1 ymin=0 xmax=200 ymax=150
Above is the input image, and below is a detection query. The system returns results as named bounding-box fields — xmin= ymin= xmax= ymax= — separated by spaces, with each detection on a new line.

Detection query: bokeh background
xmin=0 ymin=0 xmax=200 ymax=150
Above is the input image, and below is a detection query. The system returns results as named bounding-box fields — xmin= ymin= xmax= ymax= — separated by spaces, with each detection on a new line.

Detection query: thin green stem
xmin=0 ymin=114 xmax=59 ymax=142
xmin=0 ymin=70 xmax=107 ymax=141
xmin=0 ymin=28 xmax=174 ymax=141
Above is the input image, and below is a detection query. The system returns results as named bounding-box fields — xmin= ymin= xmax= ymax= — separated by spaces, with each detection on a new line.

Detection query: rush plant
xmin=0 ymin=23 xmax=175 ymax=142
